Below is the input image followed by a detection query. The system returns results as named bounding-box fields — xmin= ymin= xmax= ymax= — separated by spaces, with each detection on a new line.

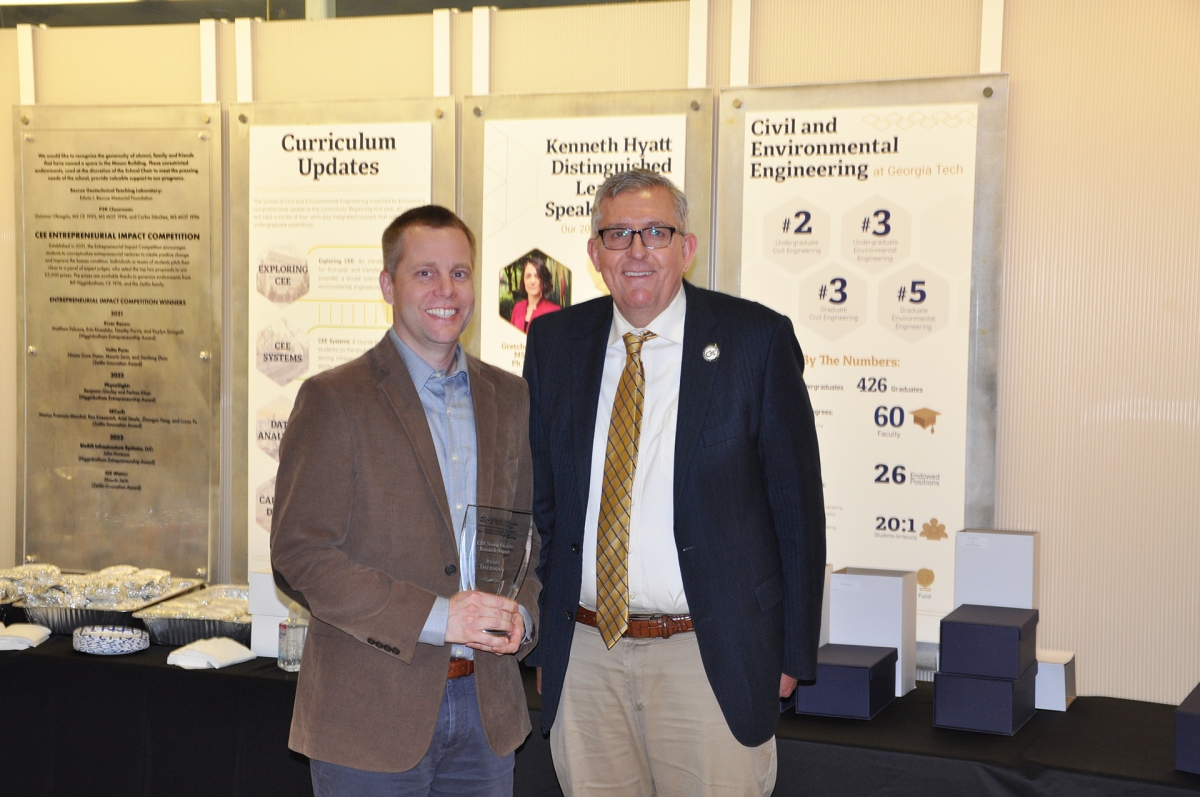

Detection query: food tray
xmin=137 ymin=617 xmax=251 ymax=647
xmin=20 ymin=580 xmax=201 ymax=635
xmin=133 ymin=584 xmax=251 ymax=646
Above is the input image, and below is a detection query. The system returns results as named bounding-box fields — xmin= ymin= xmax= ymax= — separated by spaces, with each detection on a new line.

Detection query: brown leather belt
xmin=448 ymin=658 xmax=475 ymax=679
xmin=576 ymin=606 xmax=694 ymax=639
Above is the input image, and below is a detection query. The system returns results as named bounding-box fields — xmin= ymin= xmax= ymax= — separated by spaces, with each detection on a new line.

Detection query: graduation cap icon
xmin=911 ymin=408 xmax=940 ymax=432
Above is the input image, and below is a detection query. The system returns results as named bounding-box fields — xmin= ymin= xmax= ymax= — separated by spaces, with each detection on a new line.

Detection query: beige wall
xmin=32 ymin=24 xmax=200 ymax=105
xmin=708 ymin=0 xmax=733 ymax=89
xmin=994 ymin=0 xmax=1200 ymax=704
xmin=252 ymin=15 xmax=432 ymax=102
xmin=749 ymin=0 xmax=982 ymax=85
xmin=490 ymin=2 xmax=689 ymax=94
xmin=2 ymin=0 xmax=1198 ymax=704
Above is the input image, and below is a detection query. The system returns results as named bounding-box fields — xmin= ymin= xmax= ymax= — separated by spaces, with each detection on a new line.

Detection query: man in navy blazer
xmin=523 ymin=169 xmax=826 ymax=795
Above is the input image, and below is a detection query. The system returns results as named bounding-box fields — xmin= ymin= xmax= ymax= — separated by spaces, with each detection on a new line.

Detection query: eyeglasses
xmin=596 ymin=226 xmax=677 ymax=250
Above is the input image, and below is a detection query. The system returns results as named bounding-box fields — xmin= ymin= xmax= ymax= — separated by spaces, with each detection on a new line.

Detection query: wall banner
xmin=462 ymin=91 xmax=714 ymax=373
xmin=716 ymin=77 xmax=1008 ymax=641
xmin=14 ymin=105 xmax=223 ymax=577
xmin=231 ymin=101 xmax=456 ymax=578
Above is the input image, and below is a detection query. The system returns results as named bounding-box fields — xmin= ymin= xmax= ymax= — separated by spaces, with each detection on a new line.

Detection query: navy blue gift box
xmin=934 ymin=604 xmax=1040 ymax=735
xmin=1178 ymin=681 xmax=1200 ymax=774
xmin=934 ymin=663 xmax=1038 ymax=735
xmin=793 ymin=644 xmax=897 ymax=720
xmin=940 ymin=604 xmax=1038 ymax=680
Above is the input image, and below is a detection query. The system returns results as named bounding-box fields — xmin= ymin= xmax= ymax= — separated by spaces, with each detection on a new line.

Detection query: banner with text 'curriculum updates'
xmin=244 ymin=122 xmax=431 ymax=572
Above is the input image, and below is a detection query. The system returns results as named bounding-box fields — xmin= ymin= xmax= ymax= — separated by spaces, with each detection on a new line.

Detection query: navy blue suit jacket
xmin=523 ymin=281 xmax=826 ymax=747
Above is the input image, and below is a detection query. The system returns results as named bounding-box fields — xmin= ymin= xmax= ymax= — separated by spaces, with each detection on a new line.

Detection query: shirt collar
xmin=608 ymin=283 xmax=687 ymax=348
xmin=388 ymin=327 xmax=469 ymax=389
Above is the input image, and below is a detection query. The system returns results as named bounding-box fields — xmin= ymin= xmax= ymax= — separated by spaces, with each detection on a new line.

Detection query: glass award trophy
xmin=462 ymin=505 xmax=534 ymax=636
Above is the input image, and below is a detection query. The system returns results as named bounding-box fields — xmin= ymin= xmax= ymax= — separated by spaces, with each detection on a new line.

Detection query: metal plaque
xmin=15 ymin=106 xmax=223 ymax=578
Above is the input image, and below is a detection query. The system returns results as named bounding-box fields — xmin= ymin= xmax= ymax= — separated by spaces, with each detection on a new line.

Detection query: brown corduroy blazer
xmin=270 ymin=334 xmax=540 ymax=772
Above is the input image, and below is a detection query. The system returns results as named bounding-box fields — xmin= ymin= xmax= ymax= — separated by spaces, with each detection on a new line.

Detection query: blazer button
xmin=445 ymin=564 xmax=457 ymax=575
xmin=368 ymin=638 xmax=376 ymax=645
xmin=565 ymin=610 xmax=573 ymax=621
xmin=570 ymin=543 xmax=580 ymax=554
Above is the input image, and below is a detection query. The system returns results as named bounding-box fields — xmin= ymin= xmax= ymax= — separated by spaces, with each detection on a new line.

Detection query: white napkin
xmin=167 ymin=637 xmax=256 ymax=670
xmin=0 ymin=623 xmax=52 ymax=650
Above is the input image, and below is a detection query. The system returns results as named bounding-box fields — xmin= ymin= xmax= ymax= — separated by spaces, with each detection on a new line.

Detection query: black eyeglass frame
xmin=595 ymin=226 xmax=678 ymax=250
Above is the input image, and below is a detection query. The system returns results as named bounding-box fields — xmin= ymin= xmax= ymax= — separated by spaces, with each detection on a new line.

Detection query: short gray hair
xmin=591 ymin=169 xmax=689 ymax=237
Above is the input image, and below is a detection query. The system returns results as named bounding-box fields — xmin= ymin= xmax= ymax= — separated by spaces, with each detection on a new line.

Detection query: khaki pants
xmin=550 ymin=622 xmax=776 ymax=797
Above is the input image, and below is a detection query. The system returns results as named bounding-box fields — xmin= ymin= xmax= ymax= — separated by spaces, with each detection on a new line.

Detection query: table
xmin=3 ymin=638 xmax=1198 ymax=796
xmin=1 ymin=637 xmax=309 ymax=796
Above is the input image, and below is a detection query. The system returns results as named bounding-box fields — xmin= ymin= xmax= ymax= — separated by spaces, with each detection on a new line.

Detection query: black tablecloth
xmin=517 ymin=668 xmax=1200 ymax=796
xmin=0 ymin=637 xmax=310 ymax=796
xmin=3 ymin=638 xmax=1198 ymax=796
xmin=770 ymin=683 xmax=1200 ymax=795
xmin=776 ymin=680 xmax=1199 ymax=789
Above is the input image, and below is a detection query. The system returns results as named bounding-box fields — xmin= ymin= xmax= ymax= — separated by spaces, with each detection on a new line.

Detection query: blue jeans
xmin=310 ymin=675 xmax=514 ymax=797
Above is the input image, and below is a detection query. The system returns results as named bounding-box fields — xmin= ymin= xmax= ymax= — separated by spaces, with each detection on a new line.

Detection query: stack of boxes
xmin=952 ymin=529 xmax=1075 ymax=712
xmin=934 ymin=604 xmax=1039 ymax=734
xmin=933 ymin=529 xmax=1048 ymax=734
xmin=825 ymin=567 xmax=916 ymax=698
xmin=791 ymin=566 xmax=912 ymax=720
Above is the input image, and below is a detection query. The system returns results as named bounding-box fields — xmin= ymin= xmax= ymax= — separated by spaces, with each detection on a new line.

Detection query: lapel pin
xmin=702 ymin=343 xmax=720 ymax=362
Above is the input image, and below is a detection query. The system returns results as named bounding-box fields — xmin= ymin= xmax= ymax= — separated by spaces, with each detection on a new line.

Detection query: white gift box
xmin=828 ymin=567 xmax=916 ymax=696
xmin=819 ymin=564 xmax=832 ymax=648
xmin=954 ymin=529 xmax=1039 ymax=610
xmin=1035 ymin=649 xmax=1076 ymax=711
xmin=249 ymin=568 xmax=292 ymax=617
xmin=251 ymin=613 xmax=287 ymax=658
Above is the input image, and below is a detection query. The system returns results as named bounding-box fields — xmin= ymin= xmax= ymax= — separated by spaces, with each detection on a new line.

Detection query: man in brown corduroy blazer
xmin=271 ymin=206 xmax=540 ymax=796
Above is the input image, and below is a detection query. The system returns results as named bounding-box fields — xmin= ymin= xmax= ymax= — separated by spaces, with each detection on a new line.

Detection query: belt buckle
xmin=660 ymin=614 xmax=676 ymax=640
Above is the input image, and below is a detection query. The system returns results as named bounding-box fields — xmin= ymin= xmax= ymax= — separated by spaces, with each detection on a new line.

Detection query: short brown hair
xmin=381 ymin=205 xmax=477 ymax=277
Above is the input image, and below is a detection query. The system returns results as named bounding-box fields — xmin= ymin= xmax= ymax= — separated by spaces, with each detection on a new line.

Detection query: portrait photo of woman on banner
xmin=500 ymin=249 xmax=571 ymax=333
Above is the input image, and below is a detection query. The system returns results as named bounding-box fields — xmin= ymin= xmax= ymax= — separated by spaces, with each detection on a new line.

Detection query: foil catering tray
xmin=136 ymin=617 xmax=251 ymax=647
xmin=133 ymin=585 xmax=251 ymax=646
xmin=20 ymin=580 xmax=201 ymax=635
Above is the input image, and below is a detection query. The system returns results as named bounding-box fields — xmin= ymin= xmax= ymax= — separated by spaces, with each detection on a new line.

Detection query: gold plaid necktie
xmin=595 ymin=330 xmax=656 ymax=648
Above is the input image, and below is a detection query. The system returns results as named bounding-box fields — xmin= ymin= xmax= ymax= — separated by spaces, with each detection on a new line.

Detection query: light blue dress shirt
xmin=389 ymin=329 xmax=529 ymax=660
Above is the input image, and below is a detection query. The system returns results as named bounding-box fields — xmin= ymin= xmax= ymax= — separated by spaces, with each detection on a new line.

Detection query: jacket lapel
xmin=571 ymin=299 xmax=613 ymax=513
xmin=373 ymin=337 xmax=455 ymax=539
xmin=674 ymin=282 xmax=721 ymax=508
xmin=468 ymin=355 xmax=497 ymax=508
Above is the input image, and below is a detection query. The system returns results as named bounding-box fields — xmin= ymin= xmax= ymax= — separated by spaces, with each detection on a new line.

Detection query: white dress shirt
xmin=580 ymin=287 xmax=689 ymax=615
